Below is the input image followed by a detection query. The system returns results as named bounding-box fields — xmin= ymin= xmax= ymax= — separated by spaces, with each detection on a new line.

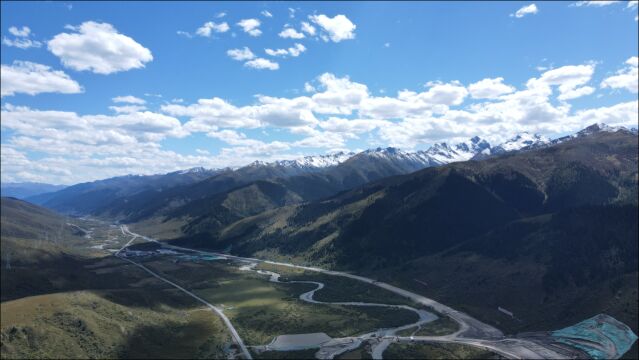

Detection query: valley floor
xmin=2 ymin=219 xmax=637 ymax=359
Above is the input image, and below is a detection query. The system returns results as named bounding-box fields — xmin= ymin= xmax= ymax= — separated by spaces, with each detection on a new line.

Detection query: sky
xmin=1 ymin=1 xmax=638 ymax=185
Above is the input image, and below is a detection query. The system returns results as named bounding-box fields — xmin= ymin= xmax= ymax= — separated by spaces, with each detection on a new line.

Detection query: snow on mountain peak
xmin=422 ymin=137 xmax=491 ymax=165
xmin=176 ymin=166 xmax=210 ymax=174
xmin=577 ymin=123 xmax=628 ymax=137
xmin=494 ymin=132 xmax=550 ymax=153
xmin=268 ymin=151 xmax=355 ymax=169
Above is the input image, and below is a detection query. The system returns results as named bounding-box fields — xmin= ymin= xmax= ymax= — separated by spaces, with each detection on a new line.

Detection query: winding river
xmin=239 ymin=262 xmax=438 ymax=359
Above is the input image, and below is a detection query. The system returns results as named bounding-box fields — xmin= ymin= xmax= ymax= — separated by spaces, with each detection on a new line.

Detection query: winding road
xmin=115 ymin=225 xmax=577 ymax=359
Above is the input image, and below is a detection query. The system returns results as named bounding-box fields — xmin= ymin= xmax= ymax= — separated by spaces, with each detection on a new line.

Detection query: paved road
xmin=116 ymin=226 xmax=253 ymax=360
xmin=119 ymin=226 xmax=573 ymax=359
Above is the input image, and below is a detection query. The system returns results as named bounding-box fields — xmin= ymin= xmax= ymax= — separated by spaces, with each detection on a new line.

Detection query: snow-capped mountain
xmin=491 ymin=133 xmax=550 ymax=155
xmin=174 ymin=123 xmax=636 ymax=180
xmin=176 ymin=166 xmax=212 ymax=175
xmin=424 ymin=136 xmax=492 ymax=165
xmin=272 ymin=151 xmax=355 ymax=169
xmin=245 ymin=151 xmax=355 ymax=172
xmin=574 ymin=123 xmax=632 ymax=137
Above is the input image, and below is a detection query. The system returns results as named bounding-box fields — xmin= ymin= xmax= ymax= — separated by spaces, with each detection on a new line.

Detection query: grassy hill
xmin=0 ymin=198 xmax=232 ymax=358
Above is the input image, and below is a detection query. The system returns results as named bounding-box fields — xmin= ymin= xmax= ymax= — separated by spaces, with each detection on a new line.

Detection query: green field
xmin=141 ymin=257 xmax=420 ymax=345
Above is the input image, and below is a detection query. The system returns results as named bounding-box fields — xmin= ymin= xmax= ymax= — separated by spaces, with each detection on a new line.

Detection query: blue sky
xmin=1 ymin=1 xmax=638 ymax=184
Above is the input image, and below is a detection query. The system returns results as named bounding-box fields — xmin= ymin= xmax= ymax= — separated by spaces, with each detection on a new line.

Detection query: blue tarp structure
xmin=551 ymin=314 xmax=638 ymax=359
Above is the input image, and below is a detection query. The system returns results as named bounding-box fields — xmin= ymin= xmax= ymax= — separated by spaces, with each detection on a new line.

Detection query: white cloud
xmin=109 ymin=105 xmax=147 ymax=113
xmin=244 ymin=58 xmax=279 ymax=70
xmin=237 ymin=18 xmax=262 ymax=36
xmin=468 ymin=77 xmax=516 ymax=99
xmin=176 ymin=30 xmax=193 ymax=38
xmin=1 ymin=104 xmax=188 ymax=172
xmin=601 ymin=56 xmax=638 ymax=93
xmin=265 ymin=43 xmax=306 ymax=57
xmin=627 ymin=1 xmax=638 ymax=8
xmin=163 ymin=97 xmax=261 ymax=129
xmin=265 ymin=48 xmax=288 ymax=57
xmin=420 ymin=81 xmax=469 ymax=106
xmin=3 ymin=26 xmax=42 ymax=49
xmin=1 ymin=61 xmax=82 ymax=97
xmin=216 ymin=12 xmax=227 ymax=18
xmin=511 ymin=3 xmax=538 ymax=18
xmin=319 ymin=117 xmax=390 ymax=135
xmin=195 ymin=21 xmax=230 ymax=37
xmin=301 ymin=21 xmax=316 ymax=36
xmin=261 ymin=10 xmax=273 ymax=18
xmin=311 ymin=73 xmax=369 ymax=114
xmin=2 ymin=37 xmax=42 ymax=49
xmin=304 ymin=82 xmax=316 ymax=93
xmin=8 ymin=26 xmax=31 ymax=37
xmin=528 ymin=64 xmax=596 ymax=100
xmin=309 ymin=14 xmax=356 ymax=42
xmin=279 ymin=27 xmax=305 ymax=39
xmin=227 ymin=47 xmax=255 ymax=61
xmin=573 ymin=1 xmax=619 ymax=6
xmin=112 ymin=95 xmax=146 ymax=104
xmin=47 ymin=21 xmax=153 ymax=74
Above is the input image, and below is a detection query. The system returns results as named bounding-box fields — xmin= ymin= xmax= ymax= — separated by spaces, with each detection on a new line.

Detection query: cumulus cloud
xmin=528 ymin=64 xmax=596 ymax=100
xmin=47 ymin=21 xmax=153 ymax=74
xmin=309 ymin=14 xmax=356 ymax=42
xmin=279 ymin=27 xmax=305 ymax=39
xmin=237 ymin=18 xmax=262 ymax=36
xmin=1 ymin=104 xmax=188 ymax=183
xmin=3 ymin=25 xmax=42 ymax=49
xmin=1 ymin=61 xmax=82 ymax=97
xmin=227 ymin=47 xmax=255 ymax=61
xmin=301 ymin=22 xmax=316 ymax=36
xmin=468 ymin=77 xmax=515 ymax=99
xmin=265 ymin=43 xmax=306 ymax=57
xmin=304 ymin=82 xmax=316 ymax=93
xmin=195 ymin=21 xmax=230 ymax=37
xmin=8 ymin=26 xmax=31 ymax=37
xmin=245 ymin=58 xmax=279 ymax=70
xmin=601 ymin=56 xmax=638 ymax=93
xmin=511 ymin=3 xmax=538 ymax=18
xmin=112 ymin=95 xmax=146 ymax=104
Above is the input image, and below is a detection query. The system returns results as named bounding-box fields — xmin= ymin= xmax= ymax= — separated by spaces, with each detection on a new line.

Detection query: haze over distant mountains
xmin=22 ymin=123 xmax=636 ymax=221
xmin=0 ymin=182 xmax=67 ymax=200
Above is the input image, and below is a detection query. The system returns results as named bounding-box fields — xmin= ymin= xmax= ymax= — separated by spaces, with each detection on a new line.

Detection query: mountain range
xmin=2 ymin=122 xmax=637 ymax=354
xmin=24 ymin=123 xmax=633 ymax=225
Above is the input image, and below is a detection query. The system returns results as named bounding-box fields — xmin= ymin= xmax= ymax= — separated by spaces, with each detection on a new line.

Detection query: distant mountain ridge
xmin=27 ymin=123 xmax=636 ymax=219
xmin=0 ymin=182 xmax=67 ymax=200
